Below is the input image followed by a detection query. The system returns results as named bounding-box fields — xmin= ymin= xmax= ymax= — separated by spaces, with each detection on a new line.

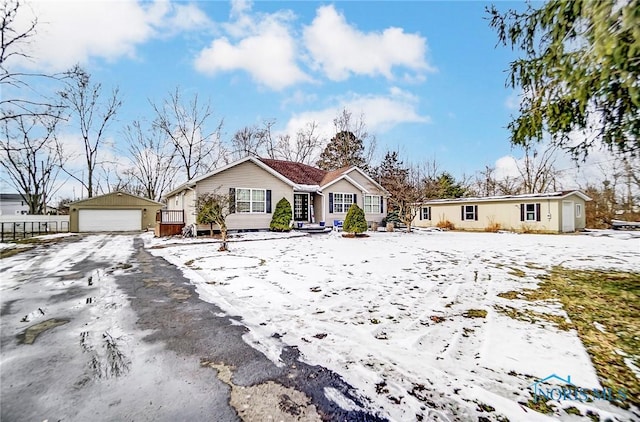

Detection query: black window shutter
xmin=329 ymin=193 xmax=334 ymax=213
xmin=520 ymin=204 xmax=524 ymax=221
xmin=535 ymin=203 xmax=541 ymax=221
xmin=229 ymin=188 xmax=236 ymax=213
xmin=419 ymin=207 xmax=423 ymax=220
xmin=428 ymin=206 xmax=431 ymax=220
xmin=353 ymin=194 xmax=357 ymax=206
xmin=474 ymin=205 xmax=478 ymax=221
xmin=380 ymin=197 xmax=384 ymax=213
xmin=461 ymin=205 xmax=465 ymax=220
xmin=266 ymin=190 xmax=272 ymax=213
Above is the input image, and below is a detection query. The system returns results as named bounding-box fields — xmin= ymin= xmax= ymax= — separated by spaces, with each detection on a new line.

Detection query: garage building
xmin=69 ymin=192 xmax=164 ymax=232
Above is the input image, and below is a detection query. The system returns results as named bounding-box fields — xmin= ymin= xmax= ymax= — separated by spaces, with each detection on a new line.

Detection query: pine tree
xmin=270 ymin=197 xmax=292 ymax=232
xmin=343 ymin=203 xmax=368 ymax=235
xmin=316 ymin=131 xmax=368 ymax=171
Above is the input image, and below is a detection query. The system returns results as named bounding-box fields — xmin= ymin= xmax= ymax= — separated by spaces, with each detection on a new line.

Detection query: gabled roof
xmin=319 ymin=166 xmax=352 ymax=186
xmin=421 ymin=190 xmax=591 ymax=205
xmin=69 ymin=191 xmax=163 ymax=206
xmin=164 ymin=156 xmax=388 ymax=198
xmin=258 ymin=158 xmax=326 ymax=185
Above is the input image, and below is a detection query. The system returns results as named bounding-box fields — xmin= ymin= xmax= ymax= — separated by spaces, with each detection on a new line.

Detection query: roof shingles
xmin=259 ymin=158 xmax=331 ymax=185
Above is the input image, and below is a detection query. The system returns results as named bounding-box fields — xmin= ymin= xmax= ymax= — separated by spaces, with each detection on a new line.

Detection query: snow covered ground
xmin=146 ymin=230 xmax=639 ymax=421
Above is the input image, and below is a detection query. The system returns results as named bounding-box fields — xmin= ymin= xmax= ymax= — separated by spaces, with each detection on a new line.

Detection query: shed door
xmin=79 ymin=209 xmax=142 ymax=232
xmin=562 ymin=201 xmax=575 ymax=232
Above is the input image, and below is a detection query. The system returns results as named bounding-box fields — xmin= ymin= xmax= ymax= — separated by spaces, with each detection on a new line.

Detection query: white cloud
xmin=281 ymin=87 xmax=430 ymax=143
xmin=194 ymin=4 xmax=309 ymax=90
xmin=11 ymin=0 xmax=211 ymax=72
xmin=303 ymin=5 xmax=434 ymax=81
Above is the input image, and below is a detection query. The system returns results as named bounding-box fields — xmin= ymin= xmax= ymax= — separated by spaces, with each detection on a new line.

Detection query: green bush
xmin=270 ymin=197 xmax=292 ymax=232
xmin=343 ymin=203 xmax=368 ymax=234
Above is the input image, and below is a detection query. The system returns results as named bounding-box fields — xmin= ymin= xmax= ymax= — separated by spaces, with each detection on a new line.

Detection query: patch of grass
xmin=462 ymin=309 xmax=487 ymax=319
xmin=502 ymin=267 xmax=639 ymax=409
xmin=529 ymin=268 xmax=640 ymax=409
xmin=522 ymin=399 xmax=554 ymax=414
xmin=564 ymin=406 xmax=582 ymax=416
xmin=494 ymin=304 xmax=572 ymax=331
xmin=507 ymin=267 xmax=526 ymax=278
xmin=0 ymin=246 xmax=33 ymax=259
xmin=497 ymin=290 xmax=521 ymax=300
xmin=184 ymin=259 xmax=195 ymax=266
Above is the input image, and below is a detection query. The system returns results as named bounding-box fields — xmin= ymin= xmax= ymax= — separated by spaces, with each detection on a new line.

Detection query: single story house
xmin=164 ymin=156 xmax=389 ymax=231
xmin=0 ymin=193 xmax=29 ymax=215
xmin=413 ymin=190 xmax=590 ymax=233
xmin=69 ymin=192 xmax=164 ymax=232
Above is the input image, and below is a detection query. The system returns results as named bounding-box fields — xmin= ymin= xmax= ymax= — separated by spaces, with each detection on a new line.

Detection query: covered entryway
xmin=79 ymin=209 xmax=141 ymax=232
xmin=562 ymin=201 xmax=575 ymax=232
xmin=69 ymin=191 xmax=163 ymax=233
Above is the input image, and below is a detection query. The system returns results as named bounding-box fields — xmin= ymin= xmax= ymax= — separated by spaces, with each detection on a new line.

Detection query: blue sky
xmin=8 ymin=0 xmax=586 ymax=199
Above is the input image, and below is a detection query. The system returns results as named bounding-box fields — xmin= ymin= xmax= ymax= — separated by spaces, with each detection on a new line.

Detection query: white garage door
xmin=79 ymin=209 xmax=142 ymax=232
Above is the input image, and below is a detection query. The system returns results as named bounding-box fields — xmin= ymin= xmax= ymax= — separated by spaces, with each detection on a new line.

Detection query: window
xmin=525 ymin=203 xmax=536 ymax=221
xmin=461 ymin=205 xmax=478 ymax=221
xmin=576 ymin=203 xmax=582 ymax=218
xmin=520 ymin=203 xmax=541 ymax=222
xmin=332 ymin=193 xmax=355 ymax=213
xmin=364 ymin=195 xmax=382 ymax=213
xmin=421 ymin=206 xmax=431 ymax=220
xmin=236 ymin=188 xmax=266 ymax=213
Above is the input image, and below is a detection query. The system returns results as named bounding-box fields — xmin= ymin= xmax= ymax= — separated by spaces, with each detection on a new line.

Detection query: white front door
xmin=562 ymin=201 xmax=575 ymax=232
xmin=79 ymin=209 xmax=142 ymax=232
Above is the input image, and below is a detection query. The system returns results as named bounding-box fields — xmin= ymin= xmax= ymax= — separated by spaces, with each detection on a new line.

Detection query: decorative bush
xmin=343 ymin=203 xmax=368 ymax=234
xmin=270 ymin=197 xmax=292 ymax=232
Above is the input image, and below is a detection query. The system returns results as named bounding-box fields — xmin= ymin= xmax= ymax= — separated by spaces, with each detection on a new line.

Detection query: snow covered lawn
xmin=146 ymin=230 xmax=639 ymax=421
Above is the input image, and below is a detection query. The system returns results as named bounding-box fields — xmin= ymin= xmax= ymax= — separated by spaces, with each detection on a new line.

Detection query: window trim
xmin=421 ymin=206 xmax=431 ymax=220
xmin=525 ymin=203 xmax=537 ymax=222
xmin=332 ymin=192 xmax=355 ymax=214
xmin=235 ymin=187 xmax=267 ymax=214
xmin=462 ymin=204 xmax=478 ymax=221
xmin=364 ymin=195 xmax=382 ymax=214
xmin=575 ymin=203 xmax=582 ymax=218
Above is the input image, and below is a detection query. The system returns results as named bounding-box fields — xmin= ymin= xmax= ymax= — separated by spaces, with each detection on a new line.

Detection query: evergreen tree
xmin=316 ymin=131 xmax=368 ymax=171
xmin=487 ymin=1 xmax=639 ymax=158
xmin=343 ymin=203 xmax=368 ymax=235
xmin=270 ymin=197 xmax=292 ymax=232
xmin=375 ymin=150 xmax=409 ymax=191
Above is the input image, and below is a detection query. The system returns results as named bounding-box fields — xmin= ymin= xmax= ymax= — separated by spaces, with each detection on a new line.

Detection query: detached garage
xmin=69 ymin=192 xmax=163 ymax=233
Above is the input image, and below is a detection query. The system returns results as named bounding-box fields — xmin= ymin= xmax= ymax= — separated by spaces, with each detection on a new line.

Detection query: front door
xmin=562 ymin=201 xmax=575 ymax=232
xmin=294 ymin=193 xmax=309 ymax=221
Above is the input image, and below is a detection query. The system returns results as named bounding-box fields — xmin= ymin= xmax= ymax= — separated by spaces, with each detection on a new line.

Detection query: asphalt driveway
xmin=0 ymin=234 xmax=383 ymax=421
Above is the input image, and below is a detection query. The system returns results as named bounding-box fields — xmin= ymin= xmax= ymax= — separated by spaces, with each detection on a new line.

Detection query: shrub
xmin=270 ymin=197 xmax=292 ymax=232
xmin=343 ymin=203 xmax=368 ymax=234
xmin=381 ymin=210 xmax=401 ymax=226
xmin=436 ymin=218 xmax=455 ymax=230
xmin=485 ymin=217 xmax=501 ymax=232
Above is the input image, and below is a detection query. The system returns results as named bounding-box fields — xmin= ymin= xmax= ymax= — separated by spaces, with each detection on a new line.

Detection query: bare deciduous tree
xmin=196 ymin=191 xmax=232 ymax=251
xmin=152 ymin=88 xmax=224 ymax=181
xmin=59 ymin=65 xmax=122 ymax=198
xmin=0 ymin=0 xmax=66 ymax=123
xmin=276 ymin=121 xmax=323 ymax=164
xmin=516 ymin=144 xmax=560 ymax=193
xmin=122 ymin=120 xmax=177 ymax=201
xmin=0 ymin=112 xmax=65 ymax=213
